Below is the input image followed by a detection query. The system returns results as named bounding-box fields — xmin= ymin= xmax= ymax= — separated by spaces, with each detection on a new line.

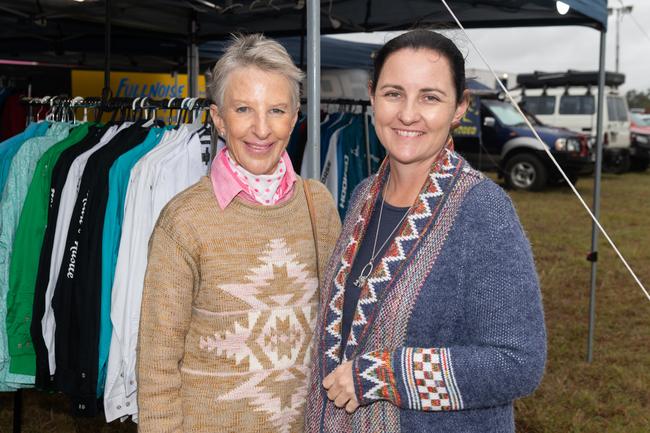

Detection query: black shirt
xmin=52 ymin=122 xmax=153 ymax=416
xmin=340 ymin=195 xmax=410 ymax=356
xmin=31 ymin=124 xmax=106 ymax=389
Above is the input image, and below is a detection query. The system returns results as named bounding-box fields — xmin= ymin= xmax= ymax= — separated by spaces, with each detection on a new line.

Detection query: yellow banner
xmin=71 ymin=70 xmax=206 ymax=99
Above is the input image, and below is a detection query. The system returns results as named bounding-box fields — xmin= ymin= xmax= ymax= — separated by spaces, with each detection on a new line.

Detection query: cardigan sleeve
xmin=136 ymin=213 xmax=200 ymax=432
xmin=350 ymin=180 xmax=547 ymax=412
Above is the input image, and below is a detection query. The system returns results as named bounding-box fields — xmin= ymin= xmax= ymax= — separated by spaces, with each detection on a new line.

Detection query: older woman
xmin=305 ymin=30 xmax=546 ymax=433
xmin=136 ymin=34 xmax=341 ymax=432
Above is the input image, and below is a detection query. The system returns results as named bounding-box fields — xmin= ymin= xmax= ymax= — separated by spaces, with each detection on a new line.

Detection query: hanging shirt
xmin=104 ymin=125 xmax=205 ymax=423
xmin=52 ymin=122 xmax=153 ymax=417
xmin=321 ymin=114 xmax=355 ymax=209
xmin=0 ymin=122 xmax=71 ymax=390
xmin=31 ymin=124 xmax=108 ymax=388
xmin=300 ymin=112 xmax=347 ymax=179
xmin=6 ymin=123 xmax=91 ymax=378
xmin=0 ymin=122 xmax=50 ymax=197
xmin=0 ymin=93 xmax=27 ymax=140
xmin=286 ymin=113 xmax=307 ymax=170
xmin=98 ymin=126 xmax=167 ymax=397
xmin=104 ymin=126 xmax=190 ymax=422
xmin=40 ymin=124 xmax=124 ymax=380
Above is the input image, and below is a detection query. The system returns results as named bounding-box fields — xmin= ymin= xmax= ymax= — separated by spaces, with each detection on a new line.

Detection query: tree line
xmin=626 ymin=89 xmax=650 ymax=112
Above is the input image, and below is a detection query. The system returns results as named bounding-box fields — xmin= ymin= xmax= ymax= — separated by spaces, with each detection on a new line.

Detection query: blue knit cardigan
xmin=305 ymin=150 xmax=547 ymax=433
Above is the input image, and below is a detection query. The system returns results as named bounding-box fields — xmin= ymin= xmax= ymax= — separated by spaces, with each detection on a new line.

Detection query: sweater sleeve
xmin=307 ymin=179 xmax=342 ymax=280
xmin=350 ymin=180 xmax=547 ymax=412
xmin=136 ymin=215 xmax=199 ymax=432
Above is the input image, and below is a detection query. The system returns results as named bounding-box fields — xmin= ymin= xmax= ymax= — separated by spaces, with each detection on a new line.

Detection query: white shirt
xmin=104 ymin=126 xmax=206 ymax=422
xmin=40 ymin=124 xmax=125 ymax=376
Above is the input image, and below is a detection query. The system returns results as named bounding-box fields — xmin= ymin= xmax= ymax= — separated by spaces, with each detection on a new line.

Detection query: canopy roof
xmin=201 ymin=36 xmax=381 ymax=70
xmin=0 ymin=0 xmax=607 ymax=72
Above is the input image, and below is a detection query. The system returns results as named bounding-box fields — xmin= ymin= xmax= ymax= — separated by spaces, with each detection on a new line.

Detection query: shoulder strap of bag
xmin=302 ymin=178 xmax=320 ymax=282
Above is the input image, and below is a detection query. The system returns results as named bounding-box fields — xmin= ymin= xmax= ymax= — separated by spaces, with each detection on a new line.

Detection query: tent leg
xmin=188 ymin=11 xmax=199 ymax=98
xmin=300 ymin=5 xmax=306 ymax=70
xmin=13 ymin=390 xmax=22 ymax=433
xmin=306 ymin=0 xmax=321 ymax=179
xmin=102 ymin=0 xmax=111 ymax=100
xmin=587 ymin=30 xmax=607 ymax=363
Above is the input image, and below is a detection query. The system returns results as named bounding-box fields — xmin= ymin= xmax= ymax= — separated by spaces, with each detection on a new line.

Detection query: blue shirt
xmin=97 ymin=127 xmax=166 ymax=396
xmin=0 ymin=122 xmax=50 ymax=197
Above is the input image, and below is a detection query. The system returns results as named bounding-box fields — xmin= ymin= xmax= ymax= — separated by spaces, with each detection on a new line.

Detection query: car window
xmin=607 ymin=96 xmax=617 ymax=121
xmin=615 ymin=97 xmax=628 ymax=122
xmin=631 ymin=113 xmax=650 ymax=126
xmin=521 ymin=96 xmax=555 ymax=115
xmin=483 ymin=100 xmax=528 ymax=127
xmin=559 ymin=95 xmax=595 ymax=114
xmin=607 ymin=96 xmax=629 ymax=122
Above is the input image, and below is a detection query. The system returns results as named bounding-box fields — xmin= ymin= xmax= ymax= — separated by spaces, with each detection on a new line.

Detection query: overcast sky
xmin=332 ymin=0 xmax=650 ymax=93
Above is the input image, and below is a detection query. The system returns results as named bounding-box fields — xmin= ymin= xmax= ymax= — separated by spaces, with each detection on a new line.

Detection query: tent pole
xmin=102 ymin=0 xmax=111 ymax=101
xmin=300 ymin=5 xmax=306 ymax=70
xmin=12 ymin=389 xmax=22 ymax=433
xmin=188 ymin=11 xmax=199 ymax=98
xmin=306 ymin=0 xmax=321 ymax=179
xmin=587 ymin=29 xmax=607 ymax=363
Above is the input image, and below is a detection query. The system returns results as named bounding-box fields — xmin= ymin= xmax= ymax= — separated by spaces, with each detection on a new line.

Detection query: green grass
xmin=510 ymin=171 xmax=650 ymax=433
xmin=1 ymin=171 xmax=649 ymax=432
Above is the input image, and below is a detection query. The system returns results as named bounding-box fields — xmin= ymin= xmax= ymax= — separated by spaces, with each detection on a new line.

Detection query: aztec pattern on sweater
xmin=305 ymin=149 xmax=546 ymax=433
xmin=137 ymin=176 xmax=340 ymax=433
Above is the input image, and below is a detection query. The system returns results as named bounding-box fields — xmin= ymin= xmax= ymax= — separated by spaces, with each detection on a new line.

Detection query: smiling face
xmin=211 ymin=66 xmax=298 ymax=175
xmin=370 ymin=48 xmax=468 ymax=169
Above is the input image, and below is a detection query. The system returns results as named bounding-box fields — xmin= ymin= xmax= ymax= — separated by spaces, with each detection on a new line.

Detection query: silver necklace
xmin=353 ymin=174 xmax=411 ymax=288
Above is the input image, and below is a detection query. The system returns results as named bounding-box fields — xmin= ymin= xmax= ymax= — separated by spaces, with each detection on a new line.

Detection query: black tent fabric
xmin=201 ymin=36 xmax=381 ymax=70
xmin=0 ymin=1 xmax=607 ymax=71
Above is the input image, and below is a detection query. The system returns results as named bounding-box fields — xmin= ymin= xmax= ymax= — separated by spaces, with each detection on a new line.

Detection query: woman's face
xmin=370 ymin=48 xmax=468 ymax=168
xmin=211 ymin=66 xmax=298 ymax=175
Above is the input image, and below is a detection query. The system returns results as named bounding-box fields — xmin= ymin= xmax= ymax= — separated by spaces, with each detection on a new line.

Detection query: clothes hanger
xmin=142 ymin=97 xmax=159 ymax=128
xmin=167 ymin=97 xmax=177 ymax=124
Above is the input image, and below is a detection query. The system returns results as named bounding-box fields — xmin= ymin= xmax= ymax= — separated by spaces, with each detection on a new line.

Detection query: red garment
xmin=0 ymin=93 xmax=27 ymax=140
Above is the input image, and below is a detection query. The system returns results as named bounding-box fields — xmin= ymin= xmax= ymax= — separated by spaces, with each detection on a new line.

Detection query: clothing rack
xmin=20 ymin=96 xmax=212 ymax=124
xmin=319 ymin=98 xmax=373 ymax=176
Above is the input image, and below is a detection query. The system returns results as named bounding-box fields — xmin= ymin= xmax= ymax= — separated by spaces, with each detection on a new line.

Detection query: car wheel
xmin=606 ymin=151 xmax=631 ymax=174
xmin=504 ymin=154 xmax=548 ymax=191
xmin=630 ymin=157 xmax=649 ymax=172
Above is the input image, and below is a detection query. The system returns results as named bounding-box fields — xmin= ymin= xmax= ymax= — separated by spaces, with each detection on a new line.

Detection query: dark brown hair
xmin=370 ymin=29 xmax=466 ymax=103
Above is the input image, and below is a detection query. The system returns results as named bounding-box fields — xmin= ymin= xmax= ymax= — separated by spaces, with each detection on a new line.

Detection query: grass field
xmin=1 ymin=171 xmax=649 ymax=433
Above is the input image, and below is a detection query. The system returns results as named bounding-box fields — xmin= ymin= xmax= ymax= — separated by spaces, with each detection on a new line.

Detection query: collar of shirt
xmin=210 ymin=147 xmax=297 ymax=210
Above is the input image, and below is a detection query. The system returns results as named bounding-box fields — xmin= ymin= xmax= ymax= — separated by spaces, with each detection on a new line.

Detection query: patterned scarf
xmin=222 ymin=148 xmax=290 ymax=205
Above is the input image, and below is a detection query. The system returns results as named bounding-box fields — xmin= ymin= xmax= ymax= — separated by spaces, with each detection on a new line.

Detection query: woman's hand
xmin=323 ymin=361 xmax=360 ymax=414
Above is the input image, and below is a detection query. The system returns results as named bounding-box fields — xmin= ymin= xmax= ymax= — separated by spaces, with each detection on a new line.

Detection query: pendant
xmin=353 ymin=262 xmax=373 ymax=287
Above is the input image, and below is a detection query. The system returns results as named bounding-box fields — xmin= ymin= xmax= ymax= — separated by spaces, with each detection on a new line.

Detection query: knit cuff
xmin=353 ymin=348 xmax=463 ymax=411
xmin=352 ymin=350 xmax=402 ymax=407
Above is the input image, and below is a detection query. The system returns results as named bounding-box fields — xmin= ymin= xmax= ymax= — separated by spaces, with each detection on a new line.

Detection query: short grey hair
xmin=208 ymin=33 xmax=304 ymax=109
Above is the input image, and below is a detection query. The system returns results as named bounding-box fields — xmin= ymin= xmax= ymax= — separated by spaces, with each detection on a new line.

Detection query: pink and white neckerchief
xmin=224 ymin=149 xmax=288 ymax=205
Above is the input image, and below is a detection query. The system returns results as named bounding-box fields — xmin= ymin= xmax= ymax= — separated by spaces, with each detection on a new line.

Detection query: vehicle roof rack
xmin=516 ymin=70 xmax=625 ymax=88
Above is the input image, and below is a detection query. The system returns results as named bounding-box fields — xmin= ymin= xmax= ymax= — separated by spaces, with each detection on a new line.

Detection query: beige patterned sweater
xmin=137 ymin=176 xmax=340 ymax=433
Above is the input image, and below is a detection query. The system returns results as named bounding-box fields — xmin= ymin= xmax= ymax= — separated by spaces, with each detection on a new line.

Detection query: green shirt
xmin=5 ymin=123 xmax=90 ymax=376
xmin=0 ymin=122 xmax=71 ymax=389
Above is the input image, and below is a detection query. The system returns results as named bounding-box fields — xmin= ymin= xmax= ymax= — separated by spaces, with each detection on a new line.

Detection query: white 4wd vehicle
xmin=513 ymin=71 xmax=632 ymax=173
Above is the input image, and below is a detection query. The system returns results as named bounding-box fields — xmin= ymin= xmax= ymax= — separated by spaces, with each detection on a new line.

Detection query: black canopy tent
xmin=0 ymin=1 xmax=606 ymax=80
xmin=200 ymin=35 xmax=381 ymax=70
xmin=2 ymin=1 xmax=615 ymax=431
